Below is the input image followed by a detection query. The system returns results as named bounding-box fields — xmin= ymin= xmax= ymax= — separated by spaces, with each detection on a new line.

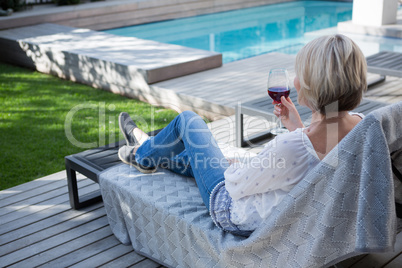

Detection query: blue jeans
xmin=135 ymin=111 xmax=229 ymax=209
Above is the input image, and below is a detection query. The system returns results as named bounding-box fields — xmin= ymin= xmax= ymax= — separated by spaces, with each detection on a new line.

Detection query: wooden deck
xmin=0 ymin=171 xmax=162 ymax=267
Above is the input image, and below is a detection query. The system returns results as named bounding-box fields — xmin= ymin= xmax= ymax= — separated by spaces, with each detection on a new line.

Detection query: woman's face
xmin=294 ymin=76 xmax=308 ymax=108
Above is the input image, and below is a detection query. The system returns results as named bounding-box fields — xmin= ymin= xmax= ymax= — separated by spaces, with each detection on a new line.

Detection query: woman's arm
xmin=273 ymin=96 xmax=304 ymax=131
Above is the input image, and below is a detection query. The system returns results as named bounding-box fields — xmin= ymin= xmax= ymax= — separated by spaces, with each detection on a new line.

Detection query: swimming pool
xmin=104 ymin=1 xmax=352 ymax=63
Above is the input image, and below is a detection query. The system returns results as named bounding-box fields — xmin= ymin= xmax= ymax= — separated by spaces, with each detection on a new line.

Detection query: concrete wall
xmin=0 ymin=0 xmax=292 ymax=31
xmin=352 ymin=0 xmax=398 ymax=26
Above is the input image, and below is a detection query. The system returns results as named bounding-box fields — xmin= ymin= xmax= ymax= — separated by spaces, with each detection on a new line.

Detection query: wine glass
xmin=267 ymin=68 xmax=291 ymax=135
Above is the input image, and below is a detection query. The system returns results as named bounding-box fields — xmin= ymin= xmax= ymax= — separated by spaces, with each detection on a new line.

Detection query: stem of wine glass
xmin=278 ymin=103 xmax=283 ymax=129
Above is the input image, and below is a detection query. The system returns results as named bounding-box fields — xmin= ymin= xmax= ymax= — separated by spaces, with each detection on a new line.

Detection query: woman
xmin=118 ymin=34 xmax=367 ymax=236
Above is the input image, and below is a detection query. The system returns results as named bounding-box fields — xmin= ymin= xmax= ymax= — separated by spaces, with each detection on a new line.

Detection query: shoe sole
xmin=118 ymin=148 xmax=157 ymax=174
xmin=118 ymin=113 xmax=135 ymax=147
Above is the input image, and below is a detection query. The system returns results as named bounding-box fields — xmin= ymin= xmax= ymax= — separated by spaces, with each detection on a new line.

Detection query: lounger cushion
xmin=100 ymin=145 xmax=252 ymax=267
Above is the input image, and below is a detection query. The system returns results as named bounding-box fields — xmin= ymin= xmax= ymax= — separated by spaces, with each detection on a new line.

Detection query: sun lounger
xmin=366 ymin=51 xmax=402 ymax=78
xmin=364 ymin=51 xmax=402 ymax=88
xmin=348 ymin=51 xmax=402 ymax=89
xmin=98 ymin=102 xmax=402 ymax=267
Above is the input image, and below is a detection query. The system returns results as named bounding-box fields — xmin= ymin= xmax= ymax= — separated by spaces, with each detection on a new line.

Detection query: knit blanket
xmin=99 ymin=101 xmax=402 ymax=268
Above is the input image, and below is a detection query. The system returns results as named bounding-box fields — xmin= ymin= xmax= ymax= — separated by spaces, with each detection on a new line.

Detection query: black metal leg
xmin=236 ymin=104 xmax=273 ymax=147
xmin=66 ymin=165 xmax=80 ymax=210
xmin=76 ymin=191 xmax=103 ymax=209
xmin=65 ymin=157 xmax=103 ymax=210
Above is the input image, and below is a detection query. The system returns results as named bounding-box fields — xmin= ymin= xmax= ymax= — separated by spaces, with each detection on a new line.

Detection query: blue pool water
xmin=104 ymin=1 xmax=353 ymax=63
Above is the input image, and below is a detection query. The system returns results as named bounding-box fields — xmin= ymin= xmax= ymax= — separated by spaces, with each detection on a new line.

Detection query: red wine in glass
xmin=267 ymin=68 xmax=290 ymax=135
xmin=268 ymin=86 xmax=290 ymax=103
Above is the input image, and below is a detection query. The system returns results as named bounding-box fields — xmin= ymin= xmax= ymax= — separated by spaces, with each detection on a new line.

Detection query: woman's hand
xmin=273 ymin=96 xmax=304 ymax=131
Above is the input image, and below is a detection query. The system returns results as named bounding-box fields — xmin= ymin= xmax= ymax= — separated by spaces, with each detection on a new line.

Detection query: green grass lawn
xmin=0 ymin=62 xmax=178 ymax=190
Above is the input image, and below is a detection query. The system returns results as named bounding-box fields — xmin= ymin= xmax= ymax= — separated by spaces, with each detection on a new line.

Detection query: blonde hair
xmin=295 ymin=34 xmax=367 ymax=114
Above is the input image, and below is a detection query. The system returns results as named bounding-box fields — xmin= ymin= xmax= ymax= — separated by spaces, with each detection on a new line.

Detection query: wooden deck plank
xmin=98 ymin=250 xmax=147 ymax=268
xmin=5 ymin=222 xmax=111 ymax=267
xmin=0 ymin=180 xmax=98 ymax=226
xmin=0 ymin=170 xmax=66 ymax=201
xmin=0 ymin=181 xmax=99 ymax=235
xmin=66 ymin=244 xmax=138 ymax=268
xmin=0 ymin=201 xmax=68 ymax=236
xmin=0 ymin=177 xmax=93 ymax=217
xmin=128 ymin=258 xmax=162 ymax=268
xmin=0 ymin=178 xmax=67 ymax=209
xmin=0 ymin=202 xmax=104 ymax=248
xmin=0 ymin=206 xmax=106 ymax=257
xmin=38 ymin=235 xmax=121 ymax=268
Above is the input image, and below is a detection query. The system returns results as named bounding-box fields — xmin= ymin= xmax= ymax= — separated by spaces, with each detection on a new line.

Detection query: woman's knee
xmin=180 ymin=110 xmax=199 ymax=119
xmin=174 ymin=111 xmax=209 ymax=137
xmin=178 ymin=111 xmax=204 ymax=125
